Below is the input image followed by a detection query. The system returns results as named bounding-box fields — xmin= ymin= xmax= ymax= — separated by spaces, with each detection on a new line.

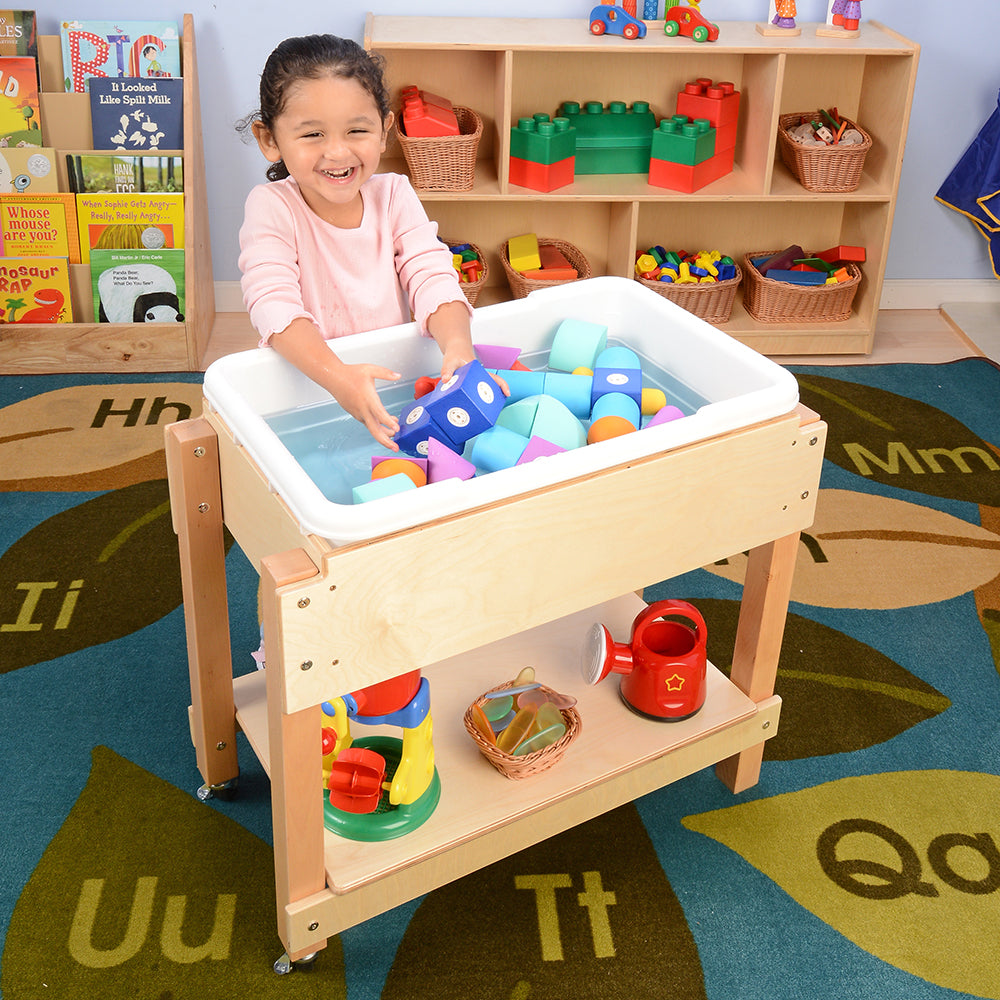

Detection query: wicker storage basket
xmin=395 ymin=106 xmax=483 ymax=191
xmin=464 ymin=681 xmax=582 ymax=779
xmin=442 ymin=237 xmax=488 ymax=306
xmin=777 ymin=112 xmax=872 ymax=192
xmin=500 ymin=238 xmax=592 ymax=299
xmin=743 ymin=250 xmax=861 ymax=323
xmin=635 ymin=262 xmax=742 ymax=325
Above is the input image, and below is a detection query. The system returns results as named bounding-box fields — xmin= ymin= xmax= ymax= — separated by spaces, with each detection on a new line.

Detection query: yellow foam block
xmin=508 ymin=232 xmax=542 ymax=273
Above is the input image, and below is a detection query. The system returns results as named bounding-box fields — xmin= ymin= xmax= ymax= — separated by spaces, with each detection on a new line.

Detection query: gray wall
xmin=40 ymin=1 xmax=1000 ymax=284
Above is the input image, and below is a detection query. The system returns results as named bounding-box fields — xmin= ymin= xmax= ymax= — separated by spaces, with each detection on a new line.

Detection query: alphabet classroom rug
xmin=1 ymin=359 xmax=999 ymax=1000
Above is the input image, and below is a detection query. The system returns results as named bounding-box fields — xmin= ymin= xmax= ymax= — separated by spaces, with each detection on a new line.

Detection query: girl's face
xmin=253 ymin=73 xmax=391 ymax=228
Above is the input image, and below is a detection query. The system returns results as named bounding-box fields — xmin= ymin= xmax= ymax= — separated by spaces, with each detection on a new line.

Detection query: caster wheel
xmin=274 ymin=951 xmax=318 ymax=975
xmin=196 ymin=777 xmax=239 ymax=802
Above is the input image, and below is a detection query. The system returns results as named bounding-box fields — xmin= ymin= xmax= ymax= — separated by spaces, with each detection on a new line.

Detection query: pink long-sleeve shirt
xmin=238 ymin=172 xmax=471 ymax=346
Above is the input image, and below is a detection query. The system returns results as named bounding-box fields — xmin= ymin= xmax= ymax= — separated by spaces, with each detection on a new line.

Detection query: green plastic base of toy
xmin=323 ymin=736 xmax=441 ymax=842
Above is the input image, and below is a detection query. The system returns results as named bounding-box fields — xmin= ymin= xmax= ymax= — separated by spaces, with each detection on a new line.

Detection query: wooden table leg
xmin=261 ymin=549 xmax=329 ymax=962
xmin=715 ymin=530 xmax=800 ymax=793
xmin=165 ymin=418 xmax=239 ymax=791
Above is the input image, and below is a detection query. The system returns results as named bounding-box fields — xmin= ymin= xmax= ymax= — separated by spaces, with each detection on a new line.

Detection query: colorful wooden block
xmin=508 ymin=233 xmax=542 ymax=272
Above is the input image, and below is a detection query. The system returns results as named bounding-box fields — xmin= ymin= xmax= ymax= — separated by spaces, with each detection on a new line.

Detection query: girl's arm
xmin=269 ymin=317 xmax=402 ymax=451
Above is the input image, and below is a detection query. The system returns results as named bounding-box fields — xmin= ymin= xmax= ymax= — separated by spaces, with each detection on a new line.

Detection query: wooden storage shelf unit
xmin=365 ymin=15 xmax=919 ymax=356
xmin=166 ymin=396 xmax=826 ymax=964
xmin=0 ymin=13 xmax=213 ymax=373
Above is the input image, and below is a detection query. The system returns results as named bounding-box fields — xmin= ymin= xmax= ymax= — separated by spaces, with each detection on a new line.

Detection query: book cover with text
xmin=66 ymin=152 xmax=182 ymax=193
xmin=90 ymin=247 xmax=184 ymax=323
xmin=0 ymin=256 xmax=73 ymax=323
xmin=75 ymin=190 xmax=184 ymax=263
xmin=59 ymin=20 xmax=180 ymax=94
xmin=0 ymin=146 xmax=58 ymax=192
xmin=0 ymin=192 xmax=79 ymax=262
xmin=0 ymin=10 xmax=37 ymax=58
xmin=89 ymin=76 xmax=183 ymax=150
xmin=0 ymin=55 xmax=40 ymax=145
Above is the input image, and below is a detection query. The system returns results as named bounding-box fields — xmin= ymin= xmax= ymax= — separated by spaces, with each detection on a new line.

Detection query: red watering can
xmin=582 ymin=599 xmax=707 ymax=721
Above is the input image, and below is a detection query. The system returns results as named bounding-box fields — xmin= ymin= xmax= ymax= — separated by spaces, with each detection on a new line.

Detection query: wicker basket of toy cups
xmin=464 ymin=680 xmax=583 ymax=779
xmin=442 ymin=237 xmax=488 ymax=306
xmin=777 ymin=112 xmax=872 ymax=192
xmin=499 ymin=237 xmax=592 ymax=299
xmin=394 ymin=106 xmax=483 ymax=191
xmin=742 ymin=250 xmax=862 ymax=323
xmin=635 ymin=263 xmax=743 ymax=325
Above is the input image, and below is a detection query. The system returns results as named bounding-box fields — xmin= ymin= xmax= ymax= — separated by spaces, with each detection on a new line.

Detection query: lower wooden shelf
xmin=231 ymin=592 xmax=778 ymax=934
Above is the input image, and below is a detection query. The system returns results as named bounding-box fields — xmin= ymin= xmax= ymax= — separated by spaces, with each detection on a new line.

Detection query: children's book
xmin=75 ymin=190 xmax=184 ymax=264
xmin=0 ymin=55 xmax=40 ymax=145
xmin=90 ymin=247 xmax=184 ymax=324
xmin=66 ymin=152 xmax=183 ymax=194
xmin=0 ymin=256 xmax=74 ymax=323
xmin=0 ymin=145 xmax=57 ymax=192
xmin=59 ymin=20 xmax=180 ymax=94
xmin=89 ymin=77 xmax=183 ymax=151
xmin=0 ymin=10 xmax=37 ymax=58
xmin=0 ymin=192 xmax=79 ymax=262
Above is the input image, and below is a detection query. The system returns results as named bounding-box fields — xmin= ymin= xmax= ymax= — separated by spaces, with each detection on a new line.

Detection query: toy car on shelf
xmin=663 ymin=3 xmax=720 ymax=42
xmin=589 ymin=3 xmax=648 ymax=39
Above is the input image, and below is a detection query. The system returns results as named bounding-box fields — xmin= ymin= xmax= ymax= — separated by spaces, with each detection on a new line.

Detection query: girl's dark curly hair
xmin=236 ymin=34 xmax=390 ymax=182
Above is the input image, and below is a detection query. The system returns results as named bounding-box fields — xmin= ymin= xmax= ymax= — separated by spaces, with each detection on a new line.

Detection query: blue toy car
xmin=589 ymin=4 xmax=648 ymax=39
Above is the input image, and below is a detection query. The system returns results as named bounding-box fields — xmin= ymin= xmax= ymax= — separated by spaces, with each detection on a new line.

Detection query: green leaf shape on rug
xmin=795 ymin=374 xmax=1000 ymax=505
xmin=706 ymin=488 xmax=1000 ymax=610
xmin=0 ymin=480 xmax=230 ymax=672
xmin=0 ymin=382 xmax=203 ymax=491
xmin=1 ymin=746 xmax=344 ymax=998
xmin=381 ymin=803 xmax=706 ymax=1000
xmin=682 ymin=770 xmax=1000 ymax=997
xmin=693 ymin=598 xmax=949 ymax=760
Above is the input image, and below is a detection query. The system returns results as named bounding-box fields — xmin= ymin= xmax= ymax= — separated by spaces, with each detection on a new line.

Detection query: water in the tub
xmin=264 ymin=342 xmax=707 ymax=504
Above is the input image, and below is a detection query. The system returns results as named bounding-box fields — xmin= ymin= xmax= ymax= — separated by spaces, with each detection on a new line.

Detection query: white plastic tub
xmin=203 ymin=277 xmax=798 ymax=545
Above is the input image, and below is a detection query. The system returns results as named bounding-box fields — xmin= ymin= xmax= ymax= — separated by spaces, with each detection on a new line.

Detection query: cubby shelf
xmin=365 ymin=14 xmax=919 ymax=355
xmin=0 ymin=13 xmax=213 ymax=373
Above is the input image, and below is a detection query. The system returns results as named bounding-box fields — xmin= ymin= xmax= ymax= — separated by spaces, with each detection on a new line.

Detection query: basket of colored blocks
xmin=634 ymin=249 xmax=743 ymax=325
xmin=500 ymin=235 xmax=592 ymax=299
xmin=777 ymin=112 xmax=872 ymax=192
xmin=464 ymin=680 xmax=582 ymax=779
xmin=442 ymin=238 xmax=488 ymax=305
xmin=742 ymin=248 xmax=862 ymax=323
xmin=395 ymin=105 xmax=483 ymax=191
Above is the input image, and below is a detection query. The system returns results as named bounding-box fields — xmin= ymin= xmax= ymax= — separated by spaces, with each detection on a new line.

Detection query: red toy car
xmin=663 ymin=4 xmax=720 ymax=42
xmin=589 ymin=3 xmax=648 ymax=40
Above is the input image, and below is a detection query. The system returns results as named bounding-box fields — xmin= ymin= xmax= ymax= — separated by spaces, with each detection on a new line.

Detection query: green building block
xmin=558 ymin=100 xmax=656 ymax=174
xmin=510 ymin=115 xmax=577 ymax=165
xmin=650 ymin=116 xmax=716 ymax=166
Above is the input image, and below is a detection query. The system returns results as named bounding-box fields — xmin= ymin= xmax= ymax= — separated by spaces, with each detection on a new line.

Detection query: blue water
xmin=264 ymin=343 xmax=708 ymax=505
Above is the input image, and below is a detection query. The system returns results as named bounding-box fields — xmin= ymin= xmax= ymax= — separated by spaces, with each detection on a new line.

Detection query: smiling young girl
xmin=237 ymin=34 xmax=479 ymax=450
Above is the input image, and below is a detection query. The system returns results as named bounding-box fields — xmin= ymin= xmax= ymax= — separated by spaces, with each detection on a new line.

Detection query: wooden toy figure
xmin=771 ymin=0 xmax=796 ymax=29
xmin=820 ymin=0 xmax=862 ymax=34
xmin=757 ymin=0 xmax=800 ymax=35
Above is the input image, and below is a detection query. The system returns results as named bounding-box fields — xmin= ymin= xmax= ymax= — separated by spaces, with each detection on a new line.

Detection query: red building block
xmin=509 ymin=154 xmax=575 ymax=193
xmin=401 ymin=97 xmax=459 ymax=137
xmin=675 ymin=79 xmax=740 ymax=151
xmin=648 ymin=147 xmax=735 ymax=193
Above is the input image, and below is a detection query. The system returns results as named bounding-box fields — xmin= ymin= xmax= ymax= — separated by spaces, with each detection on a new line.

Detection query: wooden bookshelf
xmin=0 ymin=13 xmax=213 ymax=373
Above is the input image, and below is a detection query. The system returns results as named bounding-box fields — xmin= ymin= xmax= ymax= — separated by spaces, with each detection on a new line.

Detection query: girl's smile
xmin=253 ymin=74 xmax=392 ymax=227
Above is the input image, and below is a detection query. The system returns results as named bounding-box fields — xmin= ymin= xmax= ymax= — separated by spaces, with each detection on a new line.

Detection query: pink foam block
xmin=646 ymin=404 xmax=685 ymax=427
xmin=516 ymin=435 xmax=566 ymax=465
xmin=475 ymin=343 xmax=522 ymax=370
xmin=426 ymin=436 xmax=476 ymax=483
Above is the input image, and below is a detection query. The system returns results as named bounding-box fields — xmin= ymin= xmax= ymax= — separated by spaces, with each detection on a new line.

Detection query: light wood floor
xmin=202 ymin=307 xmax=986 ymax=370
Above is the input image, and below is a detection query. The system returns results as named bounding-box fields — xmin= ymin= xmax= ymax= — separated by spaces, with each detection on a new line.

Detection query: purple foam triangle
xmin=426 ymin=436 xmax=477 ymax=482
xmin=475 ymin=343 xmax=522 ymax=370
